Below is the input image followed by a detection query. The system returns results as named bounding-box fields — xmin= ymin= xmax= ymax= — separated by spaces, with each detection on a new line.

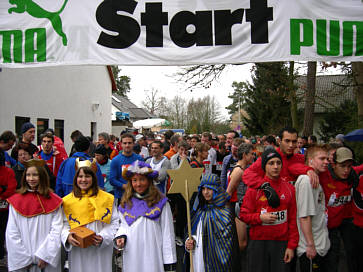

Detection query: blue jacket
xmin=110 ymin=153 xmax=143 ymax=199
xmin=55 ymin=152 xmax=104 ymax=197
xmin=5 ymin=152 xmax=16 ymax=168
xmin=98 ymin=159 xmax=113 ymax=193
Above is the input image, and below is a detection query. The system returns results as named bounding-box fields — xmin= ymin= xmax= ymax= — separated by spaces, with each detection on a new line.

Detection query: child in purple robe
xmin=114 ymin=160 xmax=177 ymax=272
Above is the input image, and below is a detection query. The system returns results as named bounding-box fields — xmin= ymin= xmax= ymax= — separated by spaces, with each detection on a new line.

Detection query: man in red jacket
xmin=319 ymin=146 xmax=358 ymax=272
xmin=240 ymin=148 xmax=299 ymax=272
xmin=243 ymin=127 xmax=319 ymax=208
xmin=36 ymin=133 xmax=66 ymax=177
xmin=0 ymin=153 xmax=17 ymax=260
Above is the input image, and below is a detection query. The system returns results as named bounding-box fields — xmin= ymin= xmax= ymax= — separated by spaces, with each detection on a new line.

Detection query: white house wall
xmin=0 ymin=65 xmax=112 ymax=153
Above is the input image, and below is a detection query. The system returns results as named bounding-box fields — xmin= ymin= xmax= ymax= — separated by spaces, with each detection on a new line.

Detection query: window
xmin=15 ymin=116 xmax=30 ymax=139
xmin=91 ymin=122 xmax=97 ymax=141
xmin=54 ymin=119 xmax=64 ymax=142
xmin=37 ymin=118 xmax=49 ymax=145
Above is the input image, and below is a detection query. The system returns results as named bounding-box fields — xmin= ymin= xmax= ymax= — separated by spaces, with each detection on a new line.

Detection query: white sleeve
xmin=34 ymin=208 xmax=63 ymax=267
xmin=114 ymin=208 xmax=129 ymax=237
xmin=160 ymin=202 xmax=177 ymax=264
xmin=61 ymin=209 xmax=73 ymax=251
xmin=98 ymin=202 xmax=120 ymax=249
xmin=5 ymin=205 xmax=32 ymax=271
xmin=210 ymin=148 xmax=217 ymax=165
xmin=296 ymin=175 xmax=317 ymax=218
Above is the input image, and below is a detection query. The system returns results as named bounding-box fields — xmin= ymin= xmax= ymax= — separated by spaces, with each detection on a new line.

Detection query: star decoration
xmin=167 ymin=159 xmax=203 ymax=201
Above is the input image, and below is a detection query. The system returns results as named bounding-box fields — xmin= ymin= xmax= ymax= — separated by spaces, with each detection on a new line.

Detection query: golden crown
xmin=75 ymin=158 xmax=98 ymax=173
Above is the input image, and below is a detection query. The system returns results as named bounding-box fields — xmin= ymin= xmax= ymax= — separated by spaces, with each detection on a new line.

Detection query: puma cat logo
xmin=8 ymin=0 xmax=69 ymax=46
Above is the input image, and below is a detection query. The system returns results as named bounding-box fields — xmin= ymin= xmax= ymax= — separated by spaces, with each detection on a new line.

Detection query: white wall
xmin=0 ymin=66 xmax=112 ymax=153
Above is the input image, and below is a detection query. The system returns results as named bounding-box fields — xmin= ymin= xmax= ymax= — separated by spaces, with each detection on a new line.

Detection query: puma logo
xmin=8 ymin=0 xmax=69 ymax=46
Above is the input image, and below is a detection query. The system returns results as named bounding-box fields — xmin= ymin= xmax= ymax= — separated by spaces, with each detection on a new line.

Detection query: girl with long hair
xmin=115 ymin=160 xmax=177 ymax=272
xmin=6 ymin=159 xmax=63 ymax=272
xmin=61 ymin=159 xmax=119 ymax=272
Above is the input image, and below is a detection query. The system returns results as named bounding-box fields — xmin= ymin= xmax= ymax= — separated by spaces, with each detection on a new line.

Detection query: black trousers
xmin=247 ymin=240 xmax=291 ymax=272
xmin=352 ymin=224 xmax=363 ymax=272
xmin=325 ymin=218 xmax=355 ymax=272
xmin=168 ymin=194 xmax=186 ymax=238
xmin=299 ymin=253 xmax=329 ymax=272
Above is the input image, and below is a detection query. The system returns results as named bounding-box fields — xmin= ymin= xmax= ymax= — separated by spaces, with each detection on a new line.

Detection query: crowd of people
xmin=0 ymin=122 xmax=362 ymax=272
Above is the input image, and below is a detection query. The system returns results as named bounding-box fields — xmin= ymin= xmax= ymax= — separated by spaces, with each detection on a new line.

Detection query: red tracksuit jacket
xmin=0 ymin=166 xmax=17 ymax=211
xmin=240 ymin=176 xmax=299 ymax=250
xmin=319 ymin=167 xmax=360 ymax=229
xmin=243 ymin=148 xmax=312 ymax=189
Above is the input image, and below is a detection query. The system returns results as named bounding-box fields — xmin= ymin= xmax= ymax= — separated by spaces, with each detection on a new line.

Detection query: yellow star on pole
xmin=167 ymin=159 xmax=203 ymax=201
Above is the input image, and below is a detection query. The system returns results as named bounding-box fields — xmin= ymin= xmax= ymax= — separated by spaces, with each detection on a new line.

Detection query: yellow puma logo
xmin=8 ymin=0 xmax=68 ymax=46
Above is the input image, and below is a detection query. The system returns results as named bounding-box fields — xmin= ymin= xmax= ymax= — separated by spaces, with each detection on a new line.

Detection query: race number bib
xmin=328 ymin=193 xmax=351 ymax=207
xmin=262 ymin=209 xmax=287 ymax=225
xmin=0 ymin=200 xmax=8 ymax=209
xmin=203 ymin=160 xmax=211 ymax=171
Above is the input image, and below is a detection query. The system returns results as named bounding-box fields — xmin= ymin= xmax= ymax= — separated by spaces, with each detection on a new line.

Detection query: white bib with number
xmin=262 ymin=209 xmax=287 ymax=225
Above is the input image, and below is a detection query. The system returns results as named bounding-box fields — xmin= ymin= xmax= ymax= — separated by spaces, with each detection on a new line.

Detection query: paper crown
xmin=122 ymin=160 xmax=158 ymax=181
xmin=23 ymin=159 xmax=46 ymax=168
xmin=75 ymin=158 xmax=98 ymax=173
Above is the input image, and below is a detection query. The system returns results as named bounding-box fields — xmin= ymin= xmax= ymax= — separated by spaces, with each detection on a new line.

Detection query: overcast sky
xmin=120 ymin=64 xmax=253 ymax=119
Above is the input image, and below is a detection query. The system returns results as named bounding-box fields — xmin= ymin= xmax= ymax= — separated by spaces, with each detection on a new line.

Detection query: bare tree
xmin=169 ymin=95 xmax=187 ymax=128
xmin=302 ymin=62 xmax=317 ymax=137
xmin=175 ymin=65 xmax=227 ymax=91
xmin=141 ymin=88 xmax=164 ymax=115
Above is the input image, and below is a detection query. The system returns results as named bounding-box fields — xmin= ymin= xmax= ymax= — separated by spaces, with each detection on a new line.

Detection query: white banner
xmin=0 ymin=0 xmax=362 ymax=67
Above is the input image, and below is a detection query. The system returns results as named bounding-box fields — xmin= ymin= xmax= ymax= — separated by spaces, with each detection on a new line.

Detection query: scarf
xmin=119 ymin=196 xmax=168 ymax=226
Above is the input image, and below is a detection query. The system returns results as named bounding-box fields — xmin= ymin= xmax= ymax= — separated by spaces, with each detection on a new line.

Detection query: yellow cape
xmin=63 ymin=190 xmax=114 ymax=230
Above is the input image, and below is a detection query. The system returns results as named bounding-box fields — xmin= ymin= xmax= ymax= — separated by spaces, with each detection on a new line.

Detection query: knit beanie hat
xmin=21 ymin=122 xmax=35 ymax=134
xmin=261 ymin=148 xmax=282 ymax=171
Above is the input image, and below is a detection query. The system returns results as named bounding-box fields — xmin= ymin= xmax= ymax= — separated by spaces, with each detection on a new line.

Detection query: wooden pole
xmin=185 ymin=179 xmax=194 ymax=272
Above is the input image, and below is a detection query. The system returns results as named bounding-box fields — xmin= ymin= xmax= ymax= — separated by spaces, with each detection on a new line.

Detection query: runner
xmin=295 ymin=145 xmax=331 ymax=272
xmin=243 ymin=127 xmax=319 ymax=207
xmin=146 ymin=140 xmax=171 ymax=194
xmin=320 ymin=147 xmax=358 ymax=272
xmin=240 ymin=149 xmax=299 ymax=272
xmin=110 ymin=133 xmax=143 ymax=202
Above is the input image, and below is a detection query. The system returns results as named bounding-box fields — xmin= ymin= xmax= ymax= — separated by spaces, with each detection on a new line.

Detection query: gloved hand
xmin=0 ymin=185 xmax=7 ymax=194
xmin=260 ymin=182 xmax=280 ymax=208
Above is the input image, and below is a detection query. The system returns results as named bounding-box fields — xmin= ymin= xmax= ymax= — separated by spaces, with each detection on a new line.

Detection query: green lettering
xmin=290 ymin=19 xmax=313 ymax=55
xmin=0 ymin=30 xmax=22 ymax=63
xmin=343 ymin=21 xmax=363 ymax=56
xmin=317 ymin=20 xmax=340 ymax=56
xmin=25 ymin=28 xmax=46 ymax=62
